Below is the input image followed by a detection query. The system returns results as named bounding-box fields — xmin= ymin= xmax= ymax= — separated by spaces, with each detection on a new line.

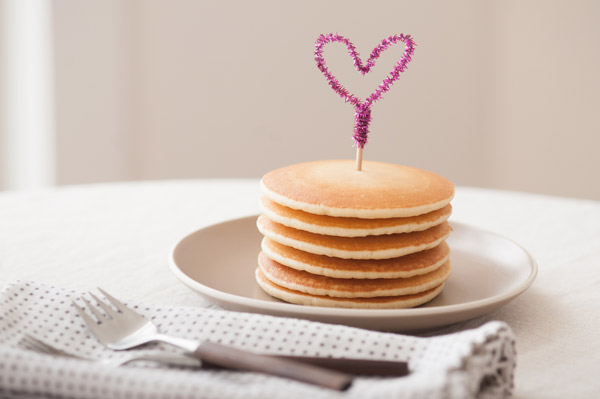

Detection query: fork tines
xmin=72 ymin=287 xmax=140 ymax=323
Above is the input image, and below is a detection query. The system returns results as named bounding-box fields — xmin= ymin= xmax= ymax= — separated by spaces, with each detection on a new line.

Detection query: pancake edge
xmin=257 ymin=216 xmax=451 ymax=260
xmin=261 ymin=238 xmax=451 ymax=279
xmin=255 ymin=267 xmax=445 ymax=309
xmin=259 ymin=255 xmax=452 ymax=298
xmin=260 ymin=198 xmax=452 ymax=237
xmin=261 ymin=179 xmax=453 ymax=219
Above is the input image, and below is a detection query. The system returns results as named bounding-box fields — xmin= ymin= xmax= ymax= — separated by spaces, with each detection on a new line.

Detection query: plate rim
xmin=168 ymin=215 xmax=538 ymax=319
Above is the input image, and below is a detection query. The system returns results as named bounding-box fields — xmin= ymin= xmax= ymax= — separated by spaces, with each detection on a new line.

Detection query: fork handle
xmin=194 ymin=341 xmax=352 ymax=391
xmin=153 ymin=333 xmax=199 ymax=352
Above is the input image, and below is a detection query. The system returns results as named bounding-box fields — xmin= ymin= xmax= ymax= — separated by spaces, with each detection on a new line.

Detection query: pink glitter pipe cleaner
xmin=314 ymin=33 xmax=416 ymax=149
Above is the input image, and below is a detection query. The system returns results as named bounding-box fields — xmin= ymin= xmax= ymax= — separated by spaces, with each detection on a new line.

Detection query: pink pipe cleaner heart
xmin=314 ymin=33 xmax=416 ymax=149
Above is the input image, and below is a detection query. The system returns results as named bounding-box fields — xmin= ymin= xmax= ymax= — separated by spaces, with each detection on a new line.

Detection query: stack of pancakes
xmin=255 ymin=160 xmax=455 ymax=309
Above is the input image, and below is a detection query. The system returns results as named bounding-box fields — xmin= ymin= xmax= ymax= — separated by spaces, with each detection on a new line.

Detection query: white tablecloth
xmin=0 ymin=180 xmax=599 ymax=398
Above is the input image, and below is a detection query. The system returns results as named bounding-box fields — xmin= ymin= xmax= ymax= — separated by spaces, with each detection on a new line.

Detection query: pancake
xmin=260 ymin=160 xmax=454 ymax=218
xmin=257 ymin=215 xmax=452 ymax=259
xmin=260 ymin=196 xmax=452 ymax=237
xmin=255 ymin=267 xmax=445 ymax=309
xmin=259 ymin=252 xmax=451 ymax=298
xmin=262 ymin=238 xmax=450 ymax=279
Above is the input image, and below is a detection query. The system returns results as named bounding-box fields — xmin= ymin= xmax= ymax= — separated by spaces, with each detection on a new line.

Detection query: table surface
xmin=1 ymin=180 xmax=599 ymax=398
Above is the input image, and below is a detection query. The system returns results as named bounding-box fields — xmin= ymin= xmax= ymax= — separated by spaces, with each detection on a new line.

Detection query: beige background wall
xmin=0 ymin=2 xmax=5 ymax=190
xmin=31 ymin=1 xmax=600 ymax=198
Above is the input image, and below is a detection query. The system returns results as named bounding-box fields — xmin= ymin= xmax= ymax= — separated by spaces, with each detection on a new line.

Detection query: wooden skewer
xmin=356 ymin=147 xmax=363 ymax=171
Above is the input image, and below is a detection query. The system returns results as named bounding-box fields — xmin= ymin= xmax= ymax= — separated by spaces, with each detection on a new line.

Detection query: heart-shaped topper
xmin=314 ymin=33 xmax=416 ymax=169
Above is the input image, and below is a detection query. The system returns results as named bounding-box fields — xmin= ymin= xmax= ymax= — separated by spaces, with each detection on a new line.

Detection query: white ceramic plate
xmin=169 ymin=215 xmax=537 ymax=331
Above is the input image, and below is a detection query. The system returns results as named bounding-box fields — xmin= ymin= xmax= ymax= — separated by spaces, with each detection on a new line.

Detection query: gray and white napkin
xmin=0 ymin=281 xmax=515 ymax=399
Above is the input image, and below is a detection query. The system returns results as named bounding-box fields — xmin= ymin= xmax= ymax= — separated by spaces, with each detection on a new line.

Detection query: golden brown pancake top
xmin=261 ymin=160 xmax=454 ymax=218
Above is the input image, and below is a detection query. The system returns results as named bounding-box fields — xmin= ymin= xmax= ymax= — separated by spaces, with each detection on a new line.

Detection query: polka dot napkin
xmin=0 ymin=281 xmax=515 ymax=399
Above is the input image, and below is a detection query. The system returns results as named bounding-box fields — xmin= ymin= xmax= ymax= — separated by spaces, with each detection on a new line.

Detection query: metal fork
xmin=73 ymin=288 xmax=353 ymax=391
xmin=19 ymin=334 xmax=201 ymax=368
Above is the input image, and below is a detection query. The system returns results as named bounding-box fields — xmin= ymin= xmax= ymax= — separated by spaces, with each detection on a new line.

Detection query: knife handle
xmin=203 ymin=353 xmax=409 ymax=376
xmin=271 ymin=355 xmax=409 ymax=376
xmin=195 ymin=341 xmax=353 ymax=391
